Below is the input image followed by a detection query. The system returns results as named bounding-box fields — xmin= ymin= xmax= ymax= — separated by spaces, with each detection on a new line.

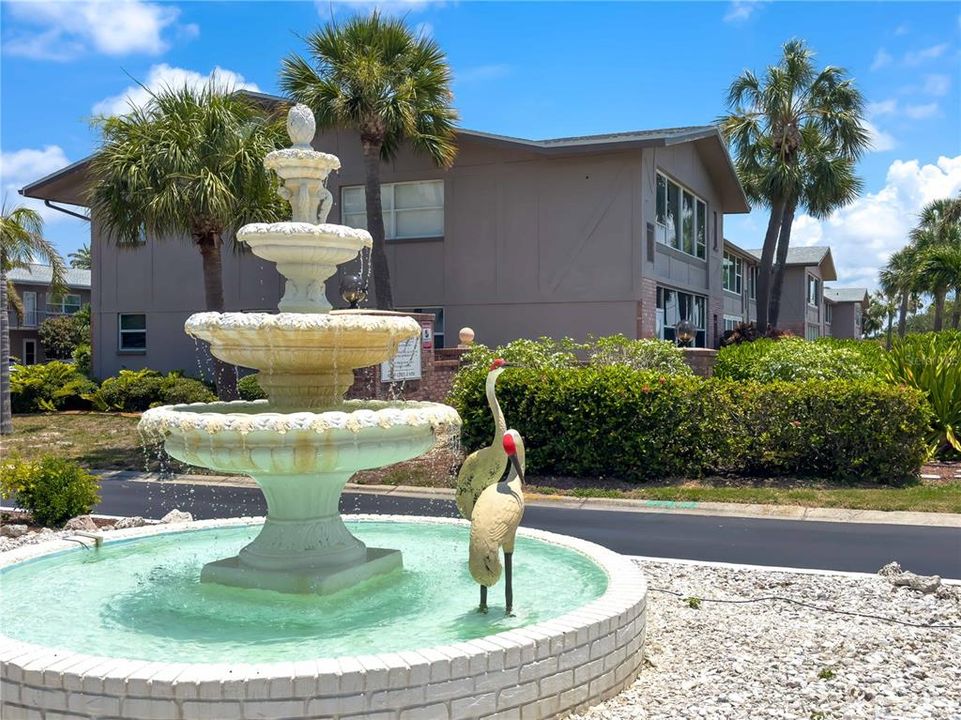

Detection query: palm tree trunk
xmin=897 ymin=291 xmax=908 ymax=337
xmin=885 ymin=310 xmax=893 ymax=350
xmin=198 ymin=233 xmax=238 ymax=400
xmin=362 ymin=138 xmax=393 ymax=310
xmin=952 ymin=288 xmax=960 ymax=329
xmin=933 ymin=288 xmax=946 ymax=332
xmin=769 ymin=197 xmax=797 ymax=328
xmin=1 ymin=265 xmax=13 ymax=435
xmin=756 ymin=199 xmax=786 ymax=332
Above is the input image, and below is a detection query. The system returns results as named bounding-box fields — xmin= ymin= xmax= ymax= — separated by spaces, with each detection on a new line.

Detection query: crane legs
xmin=477 ymin=552 xmax=515 ymax=615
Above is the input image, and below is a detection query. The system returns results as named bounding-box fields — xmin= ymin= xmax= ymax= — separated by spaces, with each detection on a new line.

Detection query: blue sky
xmin=2 ymin=0 xmax=959 ymax=288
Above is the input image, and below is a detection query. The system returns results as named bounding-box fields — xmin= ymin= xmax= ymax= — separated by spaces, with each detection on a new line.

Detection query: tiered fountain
xmin=139 ymin=103 xmax=461 ymax=595
xmin=0 ymin=105 xmax=647 ymax=720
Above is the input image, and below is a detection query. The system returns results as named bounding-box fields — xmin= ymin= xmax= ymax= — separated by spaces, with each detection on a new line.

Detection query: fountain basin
xmin=184 ymin=312 xmax=421 ymax=408
xmin=0 ymin=517 xmax=647 ymax=720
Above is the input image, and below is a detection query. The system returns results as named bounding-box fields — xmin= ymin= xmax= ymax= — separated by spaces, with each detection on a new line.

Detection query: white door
xmin=23 ymin=291 xmax=37 ymax=327
xmin=23 ymin=339 xmax=37 ymax=365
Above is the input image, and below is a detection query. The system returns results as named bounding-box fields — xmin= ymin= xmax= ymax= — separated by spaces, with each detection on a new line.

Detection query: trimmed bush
xmin=714 ymin=337 xmax=884 ymax=382
xmin=10 ymin=361 xmax=97 ymax=413
xmin=0 ymin=455 xmax=100 ymax=527
xmin=238 ymin=373 xmax=266 ymax=401
xmin=91 ymin=368 xmax=215 ymax=411
xmin=585 ymin=335 xmax=692 ymax=375
xmin=38 ymin=305 xmax=91 ymax=360
xmin=452 ymin=366 xmax=928 ymax=484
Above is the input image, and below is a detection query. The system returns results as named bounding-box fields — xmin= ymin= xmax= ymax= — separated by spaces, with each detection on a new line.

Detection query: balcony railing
xmin=7 ymin=309 xmax=75 ymax=330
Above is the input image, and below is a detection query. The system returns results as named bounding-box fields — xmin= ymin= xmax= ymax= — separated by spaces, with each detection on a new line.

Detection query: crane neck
xmin=485 ymin=369 xmax=507 ymax=439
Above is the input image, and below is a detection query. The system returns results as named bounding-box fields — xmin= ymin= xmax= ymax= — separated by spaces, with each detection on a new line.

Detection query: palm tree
xmin=280 ymin=11 xmax=458 ymax=310
xmin=68 ymin=242 xmax=92 ymax=269
xmin=1 ymin=204 xmax=66 ymax=434
xmin=720 ymin=39 xmax=869 ymax=330
xmin=88 ymin=83 xmax=288 ymax=400
xmin=918 ymin=242 xmax=961 ymax=332
xmin=911 ymin=197 xmax=961 ymax=331
xmin=879 ymin=245 xmax=921 ymax=338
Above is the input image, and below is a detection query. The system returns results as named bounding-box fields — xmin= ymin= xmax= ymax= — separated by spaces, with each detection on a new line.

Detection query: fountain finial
xmin=287 ymin=103 xmax=316 ymax=149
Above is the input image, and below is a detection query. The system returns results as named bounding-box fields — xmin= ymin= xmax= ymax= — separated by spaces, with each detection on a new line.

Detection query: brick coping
xmin=1 ymin=516 xmax=648 ymax=720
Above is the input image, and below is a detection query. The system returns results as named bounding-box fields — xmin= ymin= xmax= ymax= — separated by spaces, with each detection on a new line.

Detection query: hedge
xmin=714 ymin=337 xmax=885 ymax=382
xmin=90 ymin=368 xmax=215 ymax=412
xmin=451 ymin=366 xmax=929 ymax=484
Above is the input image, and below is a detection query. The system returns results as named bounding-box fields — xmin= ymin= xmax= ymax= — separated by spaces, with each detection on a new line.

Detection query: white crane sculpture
xmin=469 ymin=429 xmax=526 ymax=614
xmin=454 ymin=359 xmax=509 ymax=522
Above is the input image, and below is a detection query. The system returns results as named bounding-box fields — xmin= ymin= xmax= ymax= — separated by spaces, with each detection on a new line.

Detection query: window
xmin=656 ymin=286 xmax=707 ymax=347
xmin=22 ymin=291 xmax=37 ymax=327
xmin=807 ymin=274 xmax=820 ymax=307
xmin=722 ymin=252 xmax=743 ymax=294
xmin=47 ymin=294 xmax=82 ymax=315
xmin=723 ymin=315 xmax=742 ymax=333
xmin=407 ymin=307 xmax=445 ymax=348
xmin=118 ymin=314 xmax=146 ymax=352
xmin=655 ymin=172 xmax=706 ymax=259
xmin=825 ymin=303 xmax=833 ymax=325
xmin=341 ymin=180 xmax=444 ymax=240
xmin=747 ymin=265 xmax=758 ymax=300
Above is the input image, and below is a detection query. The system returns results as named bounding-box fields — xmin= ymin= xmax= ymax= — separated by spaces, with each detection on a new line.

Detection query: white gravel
xmin=570 ymin=560 xmax=961 ymax=720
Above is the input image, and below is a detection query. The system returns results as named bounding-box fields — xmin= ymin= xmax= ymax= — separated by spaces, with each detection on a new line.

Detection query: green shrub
xmin=451 ymin=366 xmax=928 ymax=484
xmin=72 ymin=343 xmax=92 ymax=377
xmin=10 ymin=361 xmax=98 ymax=413
xmin=238 ymin=373 xmax=267 ymax=400
xmin=91 ymin=368 xmax=215 ymax=411
xmin=38 ymin=305 xmax=91 ymax=360
xmin=885 ymin=331 xmax=961 ymax=457
xmin=0 ymin=455 xmax=100 ymax=527
xmin=715 ymin=337 xmax=884 ymax=382
xmin=585 ymin=335 xmax=692 ymax=375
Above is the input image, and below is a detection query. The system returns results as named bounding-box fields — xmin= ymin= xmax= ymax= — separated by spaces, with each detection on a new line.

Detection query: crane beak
xmin=509 ymin=454 xmax=525 ymax=483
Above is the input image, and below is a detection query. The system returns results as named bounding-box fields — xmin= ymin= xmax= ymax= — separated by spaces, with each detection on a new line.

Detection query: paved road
xmin=95 ymin=478 xmax=961 ymax=578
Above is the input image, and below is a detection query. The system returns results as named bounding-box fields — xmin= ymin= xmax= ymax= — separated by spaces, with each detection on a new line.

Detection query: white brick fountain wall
xmin=1 ymin=517 xmax=647 ymax=720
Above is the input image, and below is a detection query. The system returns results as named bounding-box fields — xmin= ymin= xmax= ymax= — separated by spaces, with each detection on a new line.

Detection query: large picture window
xmin=342 ymin=180 xmax=444 ymax=240
xmin=118 ymin=313 xmax=146 ymax=352
xmin=47 ymin=294 xmax=82 ymax=315
xmin=655 ymin=286 xmax=707 ymax=347
xmin=655 ymin=173 xmax=706 ymax=259
xmin=722 ymin=252 xmax=743 ymax=294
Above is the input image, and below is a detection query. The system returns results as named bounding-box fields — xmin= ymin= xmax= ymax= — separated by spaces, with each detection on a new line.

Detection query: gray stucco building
xmin=22 ymin=92 xmax=755 ymax=379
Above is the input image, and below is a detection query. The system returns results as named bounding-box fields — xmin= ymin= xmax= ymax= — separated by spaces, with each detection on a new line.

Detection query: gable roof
xmin=824 ymin=287 xmax=869 ymax=304
xmin=8 ymin=263 xmax=90 ymax=289
xmin=744 ymin=245 xmax=837 ymax=281
xmin=21 ymin=91 xmax=749 ymax=213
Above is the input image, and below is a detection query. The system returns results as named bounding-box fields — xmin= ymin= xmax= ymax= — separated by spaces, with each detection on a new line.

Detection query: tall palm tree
xmin=88 ymin=84 xmax=288 ymax=400
xmin=918 ymin=242 xmax=961 ymax=332
xmin=879 ymin=245 xmax=921 ymax=338
xmin=911 ymin=197 xmax=961 ymax=331
xmin=68 ymin=242 xmax=92 ymax=269
xmin=1 ymin=204 xmax=66 ymax=434
xmin=720 ymin=39 xmax=869 ymax=330
xmin=280 ymin=11 xmax=458 ymax=310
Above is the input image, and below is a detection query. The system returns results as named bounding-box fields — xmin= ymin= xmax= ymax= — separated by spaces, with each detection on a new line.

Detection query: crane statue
xmin=469 ymin=429 xmax=526 ymax=614
xmin=454 ymin=359 xmax=510 ymax=522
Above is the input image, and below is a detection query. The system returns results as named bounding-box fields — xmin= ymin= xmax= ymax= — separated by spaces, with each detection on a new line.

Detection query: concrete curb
xmin=98 ymin=470 xmax=961 ymax=529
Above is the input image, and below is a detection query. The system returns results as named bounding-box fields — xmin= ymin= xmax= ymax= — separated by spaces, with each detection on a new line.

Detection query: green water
xmin=0 ymin=522 xmax=607 ymax=662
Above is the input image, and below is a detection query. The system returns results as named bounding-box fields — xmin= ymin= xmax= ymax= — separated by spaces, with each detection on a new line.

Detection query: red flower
xmin=642 ymin=384 xmax=652 ymax=393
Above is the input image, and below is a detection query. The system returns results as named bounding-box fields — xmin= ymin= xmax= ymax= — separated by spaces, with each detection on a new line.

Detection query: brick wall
xmin=636 ymin=277 xmax=658 ymax=339
xmin=681 ymin=348 xmax=718 ymax=378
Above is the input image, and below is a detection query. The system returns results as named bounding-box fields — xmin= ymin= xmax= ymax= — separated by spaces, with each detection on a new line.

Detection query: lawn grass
xmin=3 ymin=412 xmax=959 ymax=513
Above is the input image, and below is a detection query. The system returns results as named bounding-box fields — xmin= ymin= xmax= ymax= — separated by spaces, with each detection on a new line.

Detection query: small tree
xmin=39 ymin=305 xmax=91 ymax=359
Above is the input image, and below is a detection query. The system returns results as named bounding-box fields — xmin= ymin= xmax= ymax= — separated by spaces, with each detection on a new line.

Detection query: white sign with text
xmin=380 ymin=337 xmax=422 ymax=382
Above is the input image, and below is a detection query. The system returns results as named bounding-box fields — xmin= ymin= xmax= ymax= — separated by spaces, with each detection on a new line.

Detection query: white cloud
xmin=3 ymin=0 xmax=194 ymax=61
xmin=904 ymin=43 xmax=949 ymax=66
xmin=790 ymin=155 xmax=961 ymax=288
xmin=904 ymin=102 xmax=940 ymax=120
xmin=92 ymin=64 xmax=260 ymax=117
xmin=864 ymin=120 xmax=897 ymax=152
xmin=867 ymin=99 xmax=898 ymax=117
xmin=894 ymin=23 xmax=910 ymax=36
xmin=455 ymin=64 xmax=511 ymax=83
xmin=870 ymin=48 xmax=893 ymax=71
xmin=0 ymin=146 xmax=84 ymax=224
xmin=921 ymin=74 xmax=951 ymax=96
xmin=723 ymin=0 xmax=765 ymax=23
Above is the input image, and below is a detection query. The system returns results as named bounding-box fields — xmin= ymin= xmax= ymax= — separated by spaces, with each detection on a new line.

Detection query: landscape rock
xmin=1 ymin=524 xmax=29 ymax=538
xmin=160 ymin=509 xmax=193 ymax=524
xmin=879 ymin=560 xmax=942 ymax=594
xmin=63 ymin=515 xmax=97 ymax=531
xmin=114 ymin=516 xmax=147 ymax=529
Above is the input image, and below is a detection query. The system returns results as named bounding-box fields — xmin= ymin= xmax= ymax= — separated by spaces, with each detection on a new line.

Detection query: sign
xmin=381 ymin=336 xmax=422 ymax=382
xmin=421 ymin=322 xmax=433 ymax=349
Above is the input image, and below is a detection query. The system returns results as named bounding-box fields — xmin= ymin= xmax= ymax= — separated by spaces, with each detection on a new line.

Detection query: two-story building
xmin=7 ymin=264 xmax=91 ymax=364
xmin=21 ymin=91 xmax=752 ymax=379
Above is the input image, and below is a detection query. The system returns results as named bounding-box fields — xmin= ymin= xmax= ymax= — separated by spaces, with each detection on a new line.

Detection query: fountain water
xmin=139 ymin=104 xmax=460 ymax=594
xmin=0 ymin=104 xmax=647 ymax=720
